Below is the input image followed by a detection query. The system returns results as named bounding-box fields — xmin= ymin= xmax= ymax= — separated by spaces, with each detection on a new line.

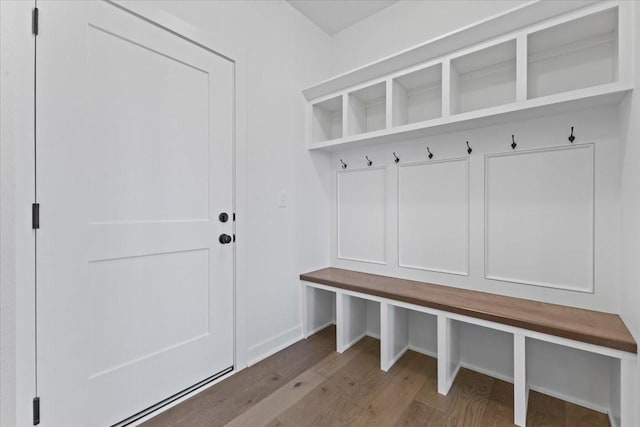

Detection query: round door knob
xmin=219 ymin=234 xmax=232 ymax=244
xmin=219 ymin=212 xmax=229 ymax=223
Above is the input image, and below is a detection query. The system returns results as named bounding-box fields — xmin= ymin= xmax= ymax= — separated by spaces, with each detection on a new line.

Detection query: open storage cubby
xmin=392 ymin=64 xmax=442 ymax=126
xmin=337 ymin=294 xmax=380 ymax=353
xmin=526 ymin=338 xmax=615 ymax=417
xmin=311 ymin=95 xmax=343 ymax=143
xmin=527 ymin=8 xmax=618 ymax=99
xmin=450 ymin=39 xmax=517 ymax=115
xmin=348 ymin=82 xmax=387 ymax=136
xmin=303 ymin=286 xmax=336 ymax=337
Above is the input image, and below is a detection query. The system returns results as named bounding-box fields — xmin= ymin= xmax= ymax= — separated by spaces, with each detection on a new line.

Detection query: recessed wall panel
xmin=89 ymin=249 xmax=209 ymax=377
xmin=88 ymin=26 xmax=209 ymax=223
xmin=485 ymin=145 xmax=594 ymax=292
xmin=337 ymin=168 xmax=387 ymax=264
xmin=399 ymin=159 xmax=469 ymax=275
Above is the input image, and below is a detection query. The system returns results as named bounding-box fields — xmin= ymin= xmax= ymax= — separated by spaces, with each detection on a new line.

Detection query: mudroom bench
xmin=300 ymin=268 xmax=637 ymax=427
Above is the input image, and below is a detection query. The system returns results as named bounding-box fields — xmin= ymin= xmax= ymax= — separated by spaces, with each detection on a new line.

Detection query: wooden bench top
xmin=300 ymin=268 xmax=637 ymax=354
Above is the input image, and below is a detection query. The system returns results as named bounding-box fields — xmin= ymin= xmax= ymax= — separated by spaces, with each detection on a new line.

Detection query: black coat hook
xmin=568 ymin=126 xmax=575 ymax=143
xmin=393 ymin=152 xmax=400 ymax=164
xmin=366 ymin=155 xmax=372 ymax=167
xmin=511 ymin=135 xmax=517 ymax=150
xmin=340 ymin=159 xmax=347 ymax=169
xmin=466 ymin=141 xmax=472 ymax=155
xmin=426 ymin=147 xmax=434 ymax=159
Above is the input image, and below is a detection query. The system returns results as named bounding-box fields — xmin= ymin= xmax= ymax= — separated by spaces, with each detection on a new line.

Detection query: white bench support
xmin=514 ymin=333 xmax=528 ymax=427
xmin=380 ymin=302 xmax=409 ymax=371
xmin=437 ymin=314 xmax=461 ymax=395
xmin=302 ymin=285 xmax=336 ymax=338
xmin=336 ymin=293 xmax=367 ymax=353
xmin=620 ymin=358 xmax=638 ymax=427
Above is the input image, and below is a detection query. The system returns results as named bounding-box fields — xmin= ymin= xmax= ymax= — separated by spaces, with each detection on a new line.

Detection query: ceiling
xmin=287 ymin=0 xmax=399 ymax=35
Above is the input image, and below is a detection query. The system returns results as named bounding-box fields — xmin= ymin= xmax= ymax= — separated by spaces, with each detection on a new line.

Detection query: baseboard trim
xmin=247 ymin=324 xmax=303 ymax=366
xmin=407 ymin=344 xmax=437 ymax=359
xmin=387 ymin=345 xmax=409 ymax=369
xmin=306 ymin=321 xmax=335 ymax=338
xmin=528 ymin=383 xmax=609 ymax=414
xmin=366 ymin=331 xmax=380 ymax=340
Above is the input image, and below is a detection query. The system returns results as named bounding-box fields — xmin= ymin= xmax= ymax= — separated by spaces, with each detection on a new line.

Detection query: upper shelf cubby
xmin=450 ymin=40 xmax=516 ymax=115
xmin=305 ymin=2 xmax=632 ymax=152
xmin=348 ymin=82 xmax=387 ymax=136
xmin=527 ymin=8 xmax=618 ymax=99
xmin=392 ymin=64 xmax=442 ymax=126
xmin=311 ymin=95 xmax=343 ymax=143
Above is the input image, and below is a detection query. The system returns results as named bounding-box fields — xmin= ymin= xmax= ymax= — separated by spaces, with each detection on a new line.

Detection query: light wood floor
xmin=142 ymin=326 xmax=610 ymax=427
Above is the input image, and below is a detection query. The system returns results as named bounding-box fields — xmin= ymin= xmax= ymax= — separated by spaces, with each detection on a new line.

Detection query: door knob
xmin=219 ymin=212 xmax=229 ymax=223
xmin=219 ymin=234 xmax=232 ymax=244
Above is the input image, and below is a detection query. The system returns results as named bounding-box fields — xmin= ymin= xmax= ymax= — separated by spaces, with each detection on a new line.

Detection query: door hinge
xmin=33 ymin=397 xmax=40 ymax=425
xmin=32 ymin=7 xmax=39 ymax=36
xmin=32 ymin=203 xmax=39 ymax=229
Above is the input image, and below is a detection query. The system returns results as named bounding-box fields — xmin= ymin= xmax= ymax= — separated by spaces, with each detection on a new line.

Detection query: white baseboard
xmin=528 ymin=383 xmax=609 ymax=415
xmin=609 ymin=411 xmax=619 ymax=427
xmin=306 ymin=320 xmax=335 ymax=338
xmin=387 ymin=345 xmax=409 ymax=369
xmin=366 ymin=331 xmax=380 ymax=340
xmin=340 ymin=331 xmax=367 ymax=352
xmin=247 ymin=324 xmax=303 ymax=366
xmin=407 ymin=344 xmax=437 ymax=359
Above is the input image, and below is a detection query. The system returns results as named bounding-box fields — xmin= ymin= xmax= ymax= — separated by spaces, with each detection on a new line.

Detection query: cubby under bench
xmin=300 ymin=267 xmax=637 ymax=427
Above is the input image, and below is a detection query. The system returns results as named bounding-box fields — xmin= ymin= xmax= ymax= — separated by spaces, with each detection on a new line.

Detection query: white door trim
xmin=13 ymin=1 xmax=249 ymax=424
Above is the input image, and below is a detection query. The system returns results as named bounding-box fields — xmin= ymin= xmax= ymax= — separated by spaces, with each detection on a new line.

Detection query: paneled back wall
xmin=330 ymin=105 xmax=621 ymax=313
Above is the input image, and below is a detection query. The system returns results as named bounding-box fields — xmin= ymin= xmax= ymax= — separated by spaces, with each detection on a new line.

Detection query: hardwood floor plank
xmin=395 ymin=400 xmax=445 ymax=426
xmin=442 ymin=368 xmax=494 ymax=426
xmin=310 ymin=337 xmax=370 ymax=379
xmin=347 ymin=351 xmax=434 ymax=427
xmin=224 ymin=335 xmax=373 ymax=427
xmin=565 ymin=401 xmax=610 ymax=427
xmin=224 ymin=369 xmax=325 ymax=427
xmin=479 ymin=378 xmax=515 ymax=427
xmin=527 ymin=390 xmax=567 ymax=427
xmin=414 ymin=356 xmax=448 ymax=412
xmin=274 ymin=338 xmax=383 ymax=426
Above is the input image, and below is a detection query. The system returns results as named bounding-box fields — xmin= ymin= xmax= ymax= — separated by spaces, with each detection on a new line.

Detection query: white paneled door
xmin=36 ymin=2 xmax=234 ymax=425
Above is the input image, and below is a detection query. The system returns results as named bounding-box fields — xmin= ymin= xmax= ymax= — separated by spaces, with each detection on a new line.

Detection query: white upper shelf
xmin=305 ymin=1 xmax=633 ymax=152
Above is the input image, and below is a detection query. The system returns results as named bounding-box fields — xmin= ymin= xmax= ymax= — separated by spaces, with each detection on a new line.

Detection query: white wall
xmin=0 ymin=4 xmax=18 ymax=425
xmin=330 ymin=0 xmax=527 ymax=75
xmin=618 ymin=1 xmax=640 ymax=424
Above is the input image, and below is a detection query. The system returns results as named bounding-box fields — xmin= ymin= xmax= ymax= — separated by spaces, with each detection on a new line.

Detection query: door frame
xmin=13 ymin=1 xmax=249 ymax=425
